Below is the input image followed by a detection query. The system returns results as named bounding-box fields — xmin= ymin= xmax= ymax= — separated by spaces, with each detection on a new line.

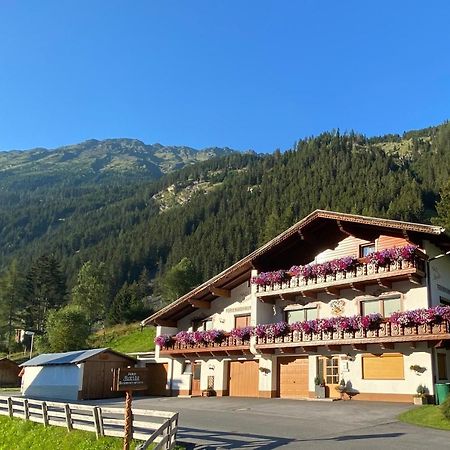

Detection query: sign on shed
xmin=112 ymin=367 xmax=148 ymax=392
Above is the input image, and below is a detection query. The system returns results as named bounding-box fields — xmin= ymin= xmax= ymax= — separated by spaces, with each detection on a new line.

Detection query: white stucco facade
xmin=148 ymin=226 xmax=450 ymax=403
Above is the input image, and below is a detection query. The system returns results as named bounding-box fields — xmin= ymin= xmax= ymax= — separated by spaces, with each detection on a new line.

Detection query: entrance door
xmin=146 ymin=363 xmax=168 ymax=396
xmin=322 ymin=356 xmax=340 ymax=398
xmin=229 ymin=360 xmax=259 ymax=397
xmin=191 ymin=362 xmax=202 ymax=396
xmin=278 ymin=356 xmax=309 ymax=398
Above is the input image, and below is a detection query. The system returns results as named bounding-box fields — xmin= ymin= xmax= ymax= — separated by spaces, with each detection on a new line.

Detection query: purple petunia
xmin=154 ymin=334 xmax=173 ymax=348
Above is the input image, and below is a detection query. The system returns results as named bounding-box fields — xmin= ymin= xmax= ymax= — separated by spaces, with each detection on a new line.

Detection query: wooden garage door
xmin=229 ymin=360 xmax=259 ymax=397
xmin=146 ymin=363 xmax=168 ymax=396
xmin=278 ymin=356 xmax=309 ymax=399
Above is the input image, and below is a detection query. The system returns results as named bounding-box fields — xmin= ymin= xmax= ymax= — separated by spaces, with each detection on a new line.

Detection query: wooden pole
xmin=123 ymin=390 xmax=133 ymax=450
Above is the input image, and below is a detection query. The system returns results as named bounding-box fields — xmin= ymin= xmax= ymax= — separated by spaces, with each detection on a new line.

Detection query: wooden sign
xmin=112 ymin=367 xmax=148 ymax=392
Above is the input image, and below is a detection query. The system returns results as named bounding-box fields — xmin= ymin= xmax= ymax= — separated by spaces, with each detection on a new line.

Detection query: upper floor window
xmin=360 ymin=295 xmax=401 ymax=317
xmin=285 ymin=307 xmax=318 ymax=324
xmin=234 ymin=314 xmax=251 ymax=328
xmin=360 ymin=243 xmax=375 ymax=258
xmin=193 ymin=318 xmax=213 ymax=331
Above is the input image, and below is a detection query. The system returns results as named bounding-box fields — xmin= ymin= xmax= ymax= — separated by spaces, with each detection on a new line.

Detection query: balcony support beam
xmin=380 ymin=342 xmax=394 ymax=350
xmin=325 ymin=287 xmax=340 ymax=297
xmin=155 ymin=319 xmax=177 ymax=327
xmin=325 ymin=345 xmax=341 ymax=352
xmin=299 ymin=291 xmax=317 ymax=300
xmin=377 ymin=278 xmax=392 ymax=290
xmin=351 ymin=343 xmax=367 ymax=351
xmin=350 ymin=282 xmax=365 ymax=293
xmin=210 ymin=287 xmax=231 ymax=298
xmin=189 ymin=299 xmax=210 ymax=309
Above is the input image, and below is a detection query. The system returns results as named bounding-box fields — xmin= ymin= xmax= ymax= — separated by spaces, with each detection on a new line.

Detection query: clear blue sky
xmin=1 ymin=1 xmax=449 ymax=153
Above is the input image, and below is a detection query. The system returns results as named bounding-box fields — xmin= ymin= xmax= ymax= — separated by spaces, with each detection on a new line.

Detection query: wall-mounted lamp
xmin=208 ymin=364 xmax=215 ymax=370
xmin=259 ymin=367 xmax=270 ymax=375
xmin=346 ymin=354 xmax=355 ymax=362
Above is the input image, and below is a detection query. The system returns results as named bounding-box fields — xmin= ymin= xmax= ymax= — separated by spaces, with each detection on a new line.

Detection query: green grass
xmin=89 ymin=323 xmax=156 ymax=354
xmin=398 ymin=405 xmax=450 ymax=431
xmin=0 ymin=416 xmax=139 ymax=450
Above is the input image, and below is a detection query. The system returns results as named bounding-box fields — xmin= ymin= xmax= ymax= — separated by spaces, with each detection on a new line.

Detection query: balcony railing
xmin=160 ymin=335 xmax=251 ymax=356
xmin=255 ymin=256 xmax=425 ymax=297
xmin=255 ymin=321 xmax=450 ymax=350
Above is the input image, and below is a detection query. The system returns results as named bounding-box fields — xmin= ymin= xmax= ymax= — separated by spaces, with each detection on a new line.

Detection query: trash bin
xmin=435 ymin=383 xmax=450 ymax=405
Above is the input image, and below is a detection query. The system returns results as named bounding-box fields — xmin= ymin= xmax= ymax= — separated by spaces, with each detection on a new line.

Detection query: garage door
xmin=278 ymin=356 xmax=309 ymax=399
xmin=229 ymin=360 xmax=259 ymax=397
xmin=146 ymin=363 xmax=168 ymax=396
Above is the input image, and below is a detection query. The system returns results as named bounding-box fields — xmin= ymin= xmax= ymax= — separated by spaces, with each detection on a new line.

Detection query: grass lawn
xmin=398 ymin=405 xmax=450 ymax=431
xmin=0 ymin=416 xmax=139 ymax=450
xmin=89 ymin=323 xmax=155 ymax=353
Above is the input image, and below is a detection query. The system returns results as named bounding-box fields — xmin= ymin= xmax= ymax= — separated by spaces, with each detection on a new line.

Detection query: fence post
xmin=7 ymin=397 xmax=13 ymax=418
xmin=93 ymin=406 xmax=103 ymax=439
xmin=42 ymin=402 xmax=49 ymax=427
xmin=64 ymin=404 xmax=73 ymax=431
xmin=23 ymin=399 xmax=30 ymax=420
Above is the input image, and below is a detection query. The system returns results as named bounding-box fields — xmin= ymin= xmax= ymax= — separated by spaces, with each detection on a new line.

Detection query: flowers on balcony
xmin=251 ymin=270 xmax=290 ymax=286
xmin=251 ymin=245 xmax=418 ymax=286
xmin=230 ymin=326 xmax=253 ymax=341
xmin=154 ymin=334 xmax=173 ymax=348
xmin=155 ymin=306 xmax=450 ymax=349
xmin=389 ymin=306 xmax=450 ymax=326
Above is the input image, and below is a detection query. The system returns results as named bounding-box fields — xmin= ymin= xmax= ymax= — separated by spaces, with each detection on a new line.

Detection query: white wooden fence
xmin=0 ymin=396 xmax=178 ymax=450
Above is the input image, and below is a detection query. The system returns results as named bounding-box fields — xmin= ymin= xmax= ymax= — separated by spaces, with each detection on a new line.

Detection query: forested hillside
xmin=1 ymin=123 xmax=450 ymax=353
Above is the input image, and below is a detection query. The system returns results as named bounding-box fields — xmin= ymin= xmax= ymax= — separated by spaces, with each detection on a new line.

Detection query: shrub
xmin=442 ymin=396 xmax=450 ymax=421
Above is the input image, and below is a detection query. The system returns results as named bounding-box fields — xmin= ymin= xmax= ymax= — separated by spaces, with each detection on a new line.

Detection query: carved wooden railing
xmin=255 ymin=321 xmax=450 ymax=346
xmin=255 ymin=256 xmax=425 ymax=294
xmin=160 ymin=335 xmax=251 ymax=353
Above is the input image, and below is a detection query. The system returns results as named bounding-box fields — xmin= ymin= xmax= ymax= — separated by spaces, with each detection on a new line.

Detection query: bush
xmin=442 ymin=396 xmax=450 ymax=421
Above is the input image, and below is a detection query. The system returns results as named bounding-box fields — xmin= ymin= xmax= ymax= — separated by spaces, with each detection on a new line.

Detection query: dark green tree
xmin=156 ymin=257 xmax=201 ymax=303
xmin=43 ymin=305 xmax=91 ymax=352
xmin=23 ymin=255 xmax=67 ymax=333
xmin=71 ymin=261 xmax=109 ymax=324
xmin=0 ymin=260 xmax=26 ymax=352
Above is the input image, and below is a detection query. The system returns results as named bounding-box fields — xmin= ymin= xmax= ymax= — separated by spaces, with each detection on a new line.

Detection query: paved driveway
xmin=89 ymin=396 xmax=450 ymax=449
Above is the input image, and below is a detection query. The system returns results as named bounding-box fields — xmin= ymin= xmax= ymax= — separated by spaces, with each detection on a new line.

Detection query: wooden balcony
xmin=160 ymin=335 xmax=251 ymax=357
xmin=255 ymin=257 xmax=425 ymax=300
xmin=255 ymin=321 xmax=450 ymax=354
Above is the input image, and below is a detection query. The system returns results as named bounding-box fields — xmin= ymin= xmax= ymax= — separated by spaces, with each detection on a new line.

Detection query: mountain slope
xmin=0 ymin=123 xmax=449 ymax=306
xmin=0 ymin=138 xmax=236 ymax=189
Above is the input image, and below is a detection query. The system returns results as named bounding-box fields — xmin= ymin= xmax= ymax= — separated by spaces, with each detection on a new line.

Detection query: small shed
xmin=0 ymin=357 xmax=20 ymax=387
xmin=20 ymin=348 xmax=136 ymax=400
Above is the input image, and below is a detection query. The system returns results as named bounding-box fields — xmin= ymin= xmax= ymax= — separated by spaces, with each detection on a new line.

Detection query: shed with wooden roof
xmin=0 ymin=357 xmax=20 ymax=387
xmin=20 ymin=348 xmax=136 ymax=400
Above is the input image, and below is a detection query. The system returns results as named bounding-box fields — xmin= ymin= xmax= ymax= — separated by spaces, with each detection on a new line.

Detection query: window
xmin=360 ymin=243 xmax=375 ymax=258
xmin=362 ymin=353 xmax=404 ymax=380
xmin=440 ymin=297 xmax=450 ymax=307
xmin=285 ymin=307 xmax=318 ymax=324
xmin=324 ymin=357 xmax=340 ymax=385
xmin=182 ymin=362 xmax=192 ymax=374
xmin=437 ymin=352 xmax=448 ymax=380
xmin=360 ymin=295 xmax=401 ymax=318
xmin=361 ymin=299 xmax=380 ymax=315
xmin=193 ymin=319 xmax=213 ymax=331
xmin=234 ymin=314 xmax=251 ymax=328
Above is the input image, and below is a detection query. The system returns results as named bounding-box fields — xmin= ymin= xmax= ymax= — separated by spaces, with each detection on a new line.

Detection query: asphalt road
xmin=88 ymin=396 xmax=450 ymax=449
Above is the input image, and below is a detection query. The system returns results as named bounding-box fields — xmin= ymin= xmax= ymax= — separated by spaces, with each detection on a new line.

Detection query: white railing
xmin=0 ymin=396 xmax=178 ymax=450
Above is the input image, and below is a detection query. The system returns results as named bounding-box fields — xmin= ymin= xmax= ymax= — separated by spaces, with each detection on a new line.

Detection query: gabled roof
xmin=142 ymin=209 xmax=449 ymax=326
xmin=0 ymin=357 xmax=19 ymax=367
xmin=20 ymin=348 xmax=136 ymax=367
